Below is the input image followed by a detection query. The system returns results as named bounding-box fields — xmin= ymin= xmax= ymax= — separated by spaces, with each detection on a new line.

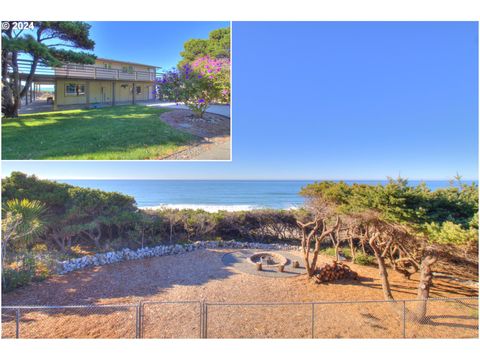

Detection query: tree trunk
xmin=348 ymin=237 xmax=356 ymax=262
xmin=369 ymin=236 xmax=394 ymax=300
xmin=1 ymin=29 xmax=15 ymax=117
xmin=20 ymin=57 xmax=39 ymax=98
xmin=302 ymin=237 xmax=312 ymax=276
xmin=334 ymin=243 xmax=340 ymax=261
xmin=52 ymin=235 xmax=66 ymax=252
xmin=416 ymin=255 xmax=437 ymax=319
xmin=310 ymin=240 xmax=321 ymax=274
xmin=82 ymin=226 xmax=102 ymax=249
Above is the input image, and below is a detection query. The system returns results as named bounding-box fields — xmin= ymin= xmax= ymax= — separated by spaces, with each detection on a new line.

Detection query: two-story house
xmin=12 ymin=57 xmax=159 ymax=110
xmin=53 ymin=58 xmax=157 ymax=108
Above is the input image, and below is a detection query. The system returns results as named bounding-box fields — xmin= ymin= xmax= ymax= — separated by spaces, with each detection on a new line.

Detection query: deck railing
xmin=9 ymin=59 xmax=160 ymax=82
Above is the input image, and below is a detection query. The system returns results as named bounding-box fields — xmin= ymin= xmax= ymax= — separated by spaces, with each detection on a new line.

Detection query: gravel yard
xmin=2 ymin=248 xmax=478 ymax=338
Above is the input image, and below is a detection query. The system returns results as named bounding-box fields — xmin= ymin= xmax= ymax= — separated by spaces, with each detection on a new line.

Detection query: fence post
xmin=135 ymin=304 xmax=142 ymax=339
xmin=402 ymin=301 xmax=406 ymax=339
xmin=204 ymin=303 xmax=208 ymax=339
xmin=199 ymin=301 xmax=203 ymax=338
xmin=15 ymin=308 xmax=20 ymax=339
xmin=311 ymin=303 xmax=315 ymax=339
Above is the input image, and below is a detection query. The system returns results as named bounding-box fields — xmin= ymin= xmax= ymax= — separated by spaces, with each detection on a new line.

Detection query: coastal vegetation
xmin=1 ymin=172 xmax=478 ymax=293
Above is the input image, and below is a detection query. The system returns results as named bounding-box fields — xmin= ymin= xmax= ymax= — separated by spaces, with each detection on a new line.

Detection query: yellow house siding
xmin=95 ymin=59 xmax=154 ymax=73
xmin=55 ymin=79 xmax=153 ymax=106
xmin=56 ymin=79 xmax=87 ymax=105
xmin=89 ymin=81 xmax=113 ymax=103
xmin=114 ymin=82 xmax=152 ymax=102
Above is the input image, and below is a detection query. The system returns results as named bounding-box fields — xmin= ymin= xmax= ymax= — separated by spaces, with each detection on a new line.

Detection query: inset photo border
xmin=1 ymin=21 xmax=231 ymax=161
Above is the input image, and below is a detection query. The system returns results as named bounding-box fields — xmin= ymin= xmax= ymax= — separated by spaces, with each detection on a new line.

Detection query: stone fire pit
xmin=222 ymin=249 xmax=305 ymax=278
xmin=248 ymin=252 xmax=288 ymax=268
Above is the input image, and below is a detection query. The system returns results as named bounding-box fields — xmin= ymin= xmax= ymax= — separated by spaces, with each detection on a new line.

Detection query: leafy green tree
xmin=2 ymin=21 xmax=96 ymax=117
xmin=179 ymin=26 xmax=230 ymax=66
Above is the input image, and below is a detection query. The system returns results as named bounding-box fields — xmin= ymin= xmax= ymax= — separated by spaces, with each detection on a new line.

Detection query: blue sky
xmin=3 ymin=22 xmax=478 ymax=180
xmin=88 ymin=21 xmax=229 ymax=70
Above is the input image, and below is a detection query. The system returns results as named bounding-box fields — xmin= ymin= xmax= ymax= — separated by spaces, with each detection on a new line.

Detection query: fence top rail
xmin=2 ymin=297 xmax=477 ymax=310
xmin=140 ymin=300 xmax=202 ymax=305
xmin=1 ymin=304 xmax=138 ymax=310
xmin=204 ymin=297 xmax=479 ymax=306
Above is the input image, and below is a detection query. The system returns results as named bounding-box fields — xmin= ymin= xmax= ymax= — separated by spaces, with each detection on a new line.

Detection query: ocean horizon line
xmin=50 ymin=178 xmax=478 ymax=182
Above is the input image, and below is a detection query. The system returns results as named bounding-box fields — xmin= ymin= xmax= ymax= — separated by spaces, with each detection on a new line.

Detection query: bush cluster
xmin=300 ymin=177 xmax=478 ymax=249
xmin=2 ymin=253 xmax=53 ymax=292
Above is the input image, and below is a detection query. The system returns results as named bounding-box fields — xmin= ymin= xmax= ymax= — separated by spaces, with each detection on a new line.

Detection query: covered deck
xmin=9 ymin=59 xmax=162 ymax=111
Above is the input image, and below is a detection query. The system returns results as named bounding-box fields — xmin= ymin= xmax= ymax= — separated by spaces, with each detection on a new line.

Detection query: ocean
xmin=60 ymin=180 xmax=462 ymax=211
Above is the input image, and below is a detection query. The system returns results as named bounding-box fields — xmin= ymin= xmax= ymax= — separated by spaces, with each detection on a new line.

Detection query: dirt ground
xmin=2 ymin=249 xmax=478 ymax=339
xmin=158 ymin=109 xmax=231 ymax=160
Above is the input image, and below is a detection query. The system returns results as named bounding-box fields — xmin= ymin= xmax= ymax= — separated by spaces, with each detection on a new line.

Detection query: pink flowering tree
xmin=157 ymin=56 xmax=230 ymax=118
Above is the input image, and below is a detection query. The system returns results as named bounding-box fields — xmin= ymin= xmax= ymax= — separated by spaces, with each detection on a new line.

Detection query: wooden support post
xmin=17 ymin=82 xmax=21 ymax=109
xmin=132 ymin=82 xmax=135 ymax=104
xmin=30 ymin=83 xmax=33 ymax=103
xmin=53 ymin=80 xmax=58 ymax=110
xmin=112 ymin=81 xmax=115 ymax=106
xmin=85 ymin=81 xmax=90 ymax=107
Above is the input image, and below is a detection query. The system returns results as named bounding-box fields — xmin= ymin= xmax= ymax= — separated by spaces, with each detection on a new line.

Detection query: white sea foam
xmin=140 ymin=203 xmax=301 ymax=213
xmin=140 ymin=204 xmax=261 ymax=213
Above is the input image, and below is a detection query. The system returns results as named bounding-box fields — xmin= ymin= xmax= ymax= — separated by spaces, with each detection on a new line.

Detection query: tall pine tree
xmin=2 ymin=21 xmax=96 ymax=117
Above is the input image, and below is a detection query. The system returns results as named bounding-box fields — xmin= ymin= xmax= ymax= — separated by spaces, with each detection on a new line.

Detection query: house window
xmin=104 ymin=63 xmax=111 ymax=69
xmin=136 ymin=86 xmax=142 ymax=95
xmin=65 ymin=83 xmax=85 ymax=96
xmin=122 ymin=65 xmax=134 ymax=74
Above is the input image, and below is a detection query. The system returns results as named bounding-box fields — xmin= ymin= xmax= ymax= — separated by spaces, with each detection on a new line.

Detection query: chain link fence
xmin=2 ymin=297 xmax=478 ymax=339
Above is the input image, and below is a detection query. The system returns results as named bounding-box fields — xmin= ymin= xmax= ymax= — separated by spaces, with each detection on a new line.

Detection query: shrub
xmin=2 ymin=252 xmax=55 ymax=293
xmin=33 ymin=260 xmax=51 ymax=280
xmin=32 ymin=243 xmax=48 ymax=253
xmin=2 ymin=267 xmax=33 ymax=292
xmin=354 ymin=253 xmax=376 ymax=266
xmin=321 ymin=247 xmax=352 ymax=259
xmin=157 ymin=56 xmax=230 ymax=118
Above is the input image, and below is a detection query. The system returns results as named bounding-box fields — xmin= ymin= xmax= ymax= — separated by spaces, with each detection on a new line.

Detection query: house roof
xmin=96 ymin=57 xmax=160 ymax=69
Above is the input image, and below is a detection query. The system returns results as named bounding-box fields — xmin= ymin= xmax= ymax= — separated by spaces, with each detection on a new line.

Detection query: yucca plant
xmin=2 ymin=199 xmax=46 ymax=278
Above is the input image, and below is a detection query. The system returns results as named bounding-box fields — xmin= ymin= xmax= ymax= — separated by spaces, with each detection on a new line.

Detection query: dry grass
xmin=2 ymin=249 xmax=478 ymax=338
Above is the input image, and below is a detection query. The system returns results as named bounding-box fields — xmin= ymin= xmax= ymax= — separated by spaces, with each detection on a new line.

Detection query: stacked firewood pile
xmin=312 ymin=261 xmax=358 ymax=283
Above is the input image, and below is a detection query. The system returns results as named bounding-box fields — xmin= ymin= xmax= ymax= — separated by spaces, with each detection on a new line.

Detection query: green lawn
xmin=2 ymin=105 xmax=195 ymax=160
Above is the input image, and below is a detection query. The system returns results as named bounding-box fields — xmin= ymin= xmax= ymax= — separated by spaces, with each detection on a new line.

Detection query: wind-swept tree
xmin=296 ymin=199 xmax=341 ymax=276
xmin=299 ymin=179 xmax=460 ymax=320
xmin=2 ymin=21 xmax=96 ymax=117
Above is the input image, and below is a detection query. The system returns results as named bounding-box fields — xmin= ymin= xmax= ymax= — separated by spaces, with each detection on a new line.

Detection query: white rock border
xmin=58 ymin=240 xmax=302 ymax=275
